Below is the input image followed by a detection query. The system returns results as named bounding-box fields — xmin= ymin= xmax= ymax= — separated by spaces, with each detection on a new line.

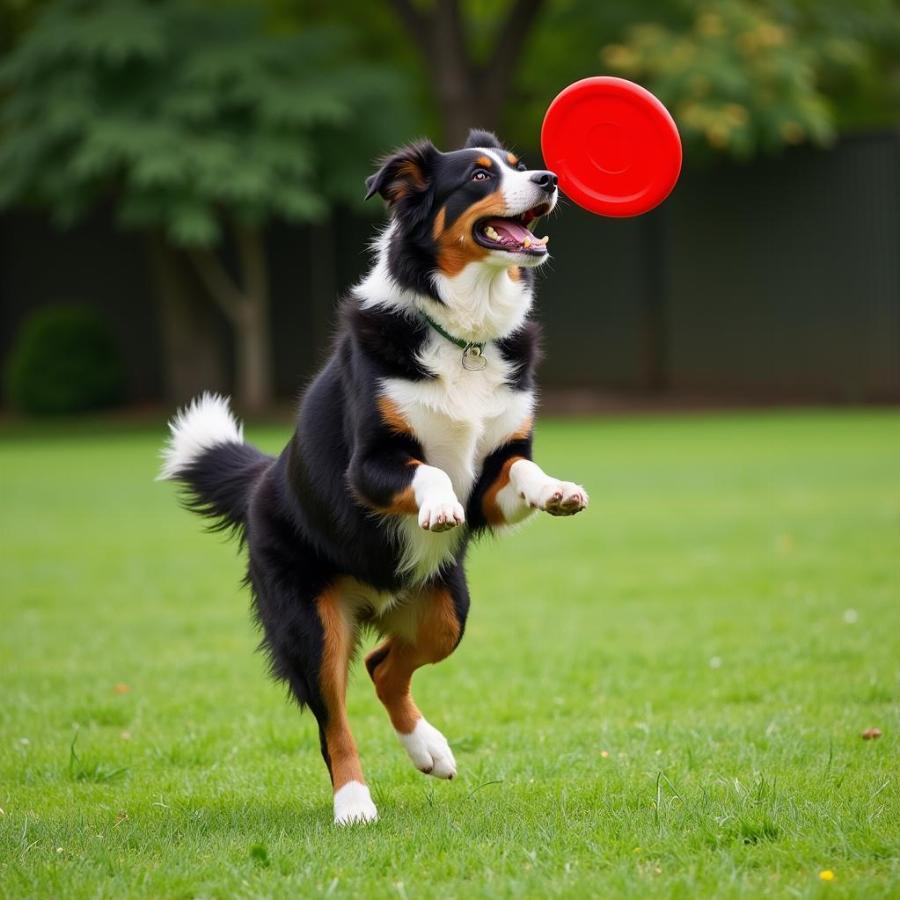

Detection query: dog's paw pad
xmin=333 ymin=781 xmax=378 ymax=825
xmin=539 ymin=482 xmax=588 ymax=516
xmin=418 ymin=498 xmax=465 ymax=532
xmin=397 ymin=718 xmax=457 ymax=779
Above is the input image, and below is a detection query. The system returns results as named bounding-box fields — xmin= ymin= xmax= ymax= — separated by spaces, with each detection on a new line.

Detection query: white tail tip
xmin=158 ymin=392 xmax=244 ymax=481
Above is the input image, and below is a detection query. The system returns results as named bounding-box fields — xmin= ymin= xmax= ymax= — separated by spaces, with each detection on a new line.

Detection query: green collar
xmin=418 ymin=310 xmax=485 ymax=352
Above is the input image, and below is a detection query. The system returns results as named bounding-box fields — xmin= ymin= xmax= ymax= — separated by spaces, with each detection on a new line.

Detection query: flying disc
xmin=541 ymin=76 xmax=682 ymax=217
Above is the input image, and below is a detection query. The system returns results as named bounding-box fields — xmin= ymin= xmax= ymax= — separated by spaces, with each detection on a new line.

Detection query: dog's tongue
xmin=486 ymin=217 xmax=531 ymax=244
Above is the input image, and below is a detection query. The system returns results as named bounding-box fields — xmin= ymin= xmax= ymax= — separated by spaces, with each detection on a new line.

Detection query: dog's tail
xmin=158 ymin=393 xmax=273 ymax=535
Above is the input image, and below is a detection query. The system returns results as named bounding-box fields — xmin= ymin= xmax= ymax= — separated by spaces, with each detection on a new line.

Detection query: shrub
xmin=4 ymin=305 xmax=126 ymax=414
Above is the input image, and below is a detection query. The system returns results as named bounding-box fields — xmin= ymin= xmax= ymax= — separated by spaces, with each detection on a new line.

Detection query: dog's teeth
xmin=536 ymin=235 xmax=549 ymax=245
xmin=523 ymin=237 xmax=532 ymax=249
xmin=484 ymin=226 xmax=501 ymax=241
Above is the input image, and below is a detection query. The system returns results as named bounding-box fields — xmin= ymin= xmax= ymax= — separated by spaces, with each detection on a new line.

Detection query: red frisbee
xmin=541 ymin=76 xmax=682 ymax=217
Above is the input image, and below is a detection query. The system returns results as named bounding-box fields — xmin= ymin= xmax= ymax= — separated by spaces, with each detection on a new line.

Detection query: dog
xmin=160 ymin=129 xmax=588 ymax=825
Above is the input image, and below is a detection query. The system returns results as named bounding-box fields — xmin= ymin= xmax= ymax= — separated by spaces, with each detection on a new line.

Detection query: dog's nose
xmin=530 ymin=171 xmax=558 ymax=192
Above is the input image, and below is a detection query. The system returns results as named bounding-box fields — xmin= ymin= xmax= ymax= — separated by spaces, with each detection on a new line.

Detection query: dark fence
xmin=542 ymin=131 xmax=900 ymax=400
xmin=1 ymin=131 xmax=898 ymax=404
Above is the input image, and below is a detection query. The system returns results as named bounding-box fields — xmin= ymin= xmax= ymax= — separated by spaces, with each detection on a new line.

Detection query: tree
xmin=599 ymin=0 xmax=900 ymax=160
xmin=304 ymin=0 xmax=898 ymax=155
xmin=387 ymin=0 xmax=546 ymax=146
xmin=0 ymin=0 xmax=408 ymax=411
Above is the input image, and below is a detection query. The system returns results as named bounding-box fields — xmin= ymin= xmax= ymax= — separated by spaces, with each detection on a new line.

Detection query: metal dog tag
xmin=462 ymin=344 xmax=487 ymax=371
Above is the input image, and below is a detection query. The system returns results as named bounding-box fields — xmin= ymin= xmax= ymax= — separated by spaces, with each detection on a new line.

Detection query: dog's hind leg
xmin=256 ymin=575 xmax=376 ymax=825
xmin=366 ymin=570 xmax=469 ymax=779
xmin=312 ymin=585 xmax=377 ymax=824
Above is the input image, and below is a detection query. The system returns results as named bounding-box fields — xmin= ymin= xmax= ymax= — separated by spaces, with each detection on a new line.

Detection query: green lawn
xmin=1 ymin=410 xmax=898 ymax=898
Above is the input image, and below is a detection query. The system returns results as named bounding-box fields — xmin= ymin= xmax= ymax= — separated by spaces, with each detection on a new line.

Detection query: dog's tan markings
xmin=482 ymin=454 xmax=526 ymax=526
xmin=508 ymin=266 xmax=522 ymax=282
xmin=385 ymin=159 xmax=427 ymax=203
xmin=507 ymin=153 xmax=519 ymax=167
xmin=316 ymin=586 xmax=364 ymax=790
xmin=379 ymin=485 xmax=418 ymax=516
xmin=397 ymin=159 xmax=427 ymax=189
xmin=481 ymin=420 xmax=532 ymax=524
xmin=366 ymin=397 xmax=421 ymax=514
xmin=434 ymin=191 xmax=507 ymax=276
xmin=432 ymin=206 xmax=447 ymax=241
xmin=377 ymin=395 xmax=415 ymax=437
xmin=476 ymin=155 xmax=493 ymax=168
xmin=365 ymin=586 xmax=461 ymax=734
xmin=351 ymin=480 xmax=419 ymax=516
xmin=510 ymin=416 xmax=534 ymax=443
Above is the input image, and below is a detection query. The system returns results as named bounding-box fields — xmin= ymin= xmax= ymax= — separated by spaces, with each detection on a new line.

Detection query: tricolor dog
xmin=160 ymin=130 xmax=588 ymax=825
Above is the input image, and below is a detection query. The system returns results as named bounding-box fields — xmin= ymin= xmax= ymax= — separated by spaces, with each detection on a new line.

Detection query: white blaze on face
xmin=483 ymin=149 xmax=557 ymax=218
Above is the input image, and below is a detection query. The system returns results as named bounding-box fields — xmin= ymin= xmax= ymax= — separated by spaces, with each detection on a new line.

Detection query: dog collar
xmin=418 ymin=311 xmax=487 ymax=371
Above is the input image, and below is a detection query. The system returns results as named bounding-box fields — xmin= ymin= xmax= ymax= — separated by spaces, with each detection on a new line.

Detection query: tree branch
xmin=183 ymin=246 xmax=246 ymax=323
xmin=423 ymin=0 xmax=482 ymax=144
xmin=388 ymin=0 xmax=545 ymax=143
xmin=483 ymin=0 xmax=544 ymax=84
xmin=479 ymin=0 xmax=545 ymax=123
xmin=233 ymin=222 xmax=269 ymax=311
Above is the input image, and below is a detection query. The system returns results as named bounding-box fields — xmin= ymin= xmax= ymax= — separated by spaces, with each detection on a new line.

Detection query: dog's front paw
xmin=530 ymin=481 xmax=588 ymax=516
xmin=397 ymin=718 xmax=457 ymax=779
xmin=418 ymin=496 xmax=465 ymax=532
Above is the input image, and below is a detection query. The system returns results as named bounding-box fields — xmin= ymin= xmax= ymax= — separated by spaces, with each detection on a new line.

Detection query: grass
xmin=0 ymin=409 xmax=898 ymax=898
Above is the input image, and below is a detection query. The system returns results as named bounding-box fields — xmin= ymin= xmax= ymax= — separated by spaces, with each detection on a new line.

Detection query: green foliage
xmin=0 ymin=0 xmax=410 ymax=244
xmin=599 ymin=0 xmax=900 ymax=159
xmin=4 ymin=304 xmax=125 ymax=415
xmin=439 ymin=0 xmax=900 ymax=157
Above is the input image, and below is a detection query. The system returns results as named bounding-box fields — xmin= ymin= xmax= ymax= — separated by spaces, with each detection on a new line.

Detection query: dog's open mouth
xmin=473 ymin=203 xmax=551 ymax=255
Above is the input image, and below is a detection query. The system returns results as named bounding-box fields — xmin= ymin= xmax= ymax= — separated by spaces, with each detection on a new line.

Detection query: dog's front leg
xmin=409 ymin=463 xmax=464 ymax=532
xmin=475 ymin=450 xmax=588 ymax=526
xmin=506 ymin=458 xmax=589 ymax=517
xmin=349 ymin=449 xmax=464 ymax=533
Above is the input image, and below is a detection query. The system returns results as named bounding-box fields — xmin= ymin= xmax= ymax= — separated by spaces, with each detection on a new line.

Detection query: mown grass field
xmin=1 ymin=410 xmax=898 ymax=898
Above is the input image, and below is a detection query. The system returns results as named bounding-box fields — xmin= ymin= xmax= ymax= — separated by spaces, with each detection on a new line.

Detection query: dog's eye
xmin=472 ymin=169 xmax=490 ymax=181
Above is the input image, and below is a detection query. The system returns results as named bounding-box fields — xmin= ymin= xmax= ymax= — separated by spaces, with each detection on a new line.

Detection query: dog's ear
xmin=365 ymin=140 xmax=438 ymax=205
xmin=464 ymin=129 xmax=503 ymax=150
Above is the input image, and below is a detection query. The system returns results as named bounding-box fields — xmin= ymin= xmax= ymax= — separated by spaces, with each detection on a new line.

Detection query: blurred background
xmin=1 ymin=0 xmax=899 ymax=416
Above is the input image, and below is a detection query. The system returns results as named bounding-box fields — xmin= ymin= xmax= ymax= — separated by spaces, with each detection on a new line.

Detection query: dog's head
xmin=365 ymin=130 xmax=557 ymax=299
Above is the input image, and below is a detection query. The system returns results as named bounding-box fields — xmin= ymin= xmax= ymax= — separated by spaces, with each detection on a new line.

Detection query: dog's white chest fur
xmin=383 ymin=337 xmax=533 ymax=500
xmin=381 ymin=335 xmax=534 ymax=580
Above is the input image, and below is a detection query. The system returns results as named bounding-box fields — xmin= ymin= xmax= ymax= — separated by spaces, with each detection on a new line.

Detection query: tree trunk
xmin=147 ymin=233 xmax=227 ymax=405
xmin=183 ymin=225 xmax=274 ymax=415
xmin=429 ymin=0 xmax=479 ymax=145
xmin=233 ymin=299 xmax=272 ymax=414
xmin=232 ymin=225 xmax=273 ymax=414
xmin=390 ymin=0 xmax=546 ymax=146
xmin=477 ymin=0 xmax=544 ymax=131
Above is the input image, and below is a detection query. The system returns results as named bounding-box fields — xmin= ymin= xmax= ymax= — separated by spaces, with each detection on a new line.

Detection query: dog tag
xmin=461 ymin=344 xmax=487 ymax=371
